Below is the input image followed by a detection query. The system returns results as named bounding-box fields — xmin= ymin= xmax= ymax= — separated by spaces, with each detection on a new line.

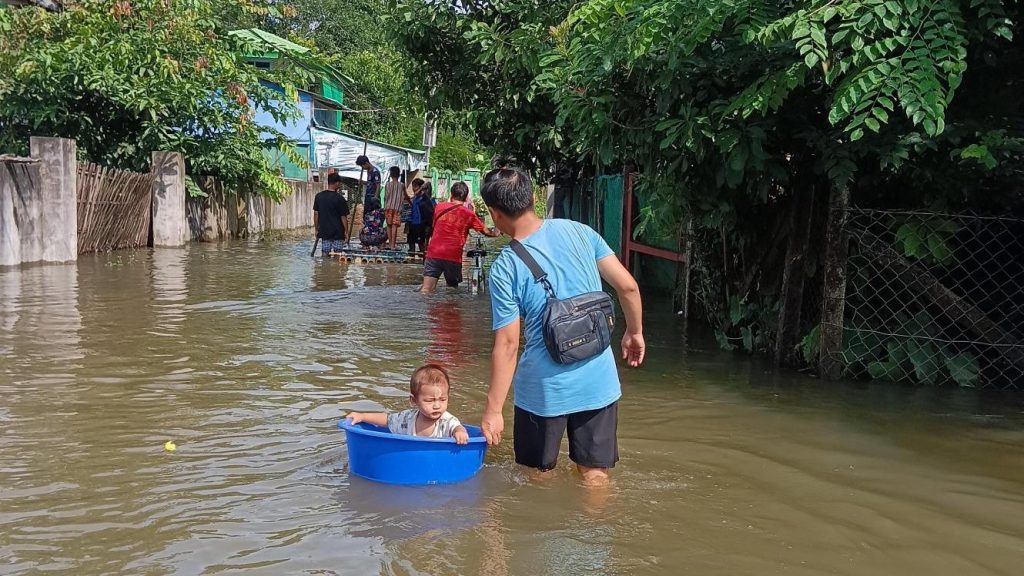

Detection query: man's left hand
xmin=621 ymin=332 xmax=646 ymax=368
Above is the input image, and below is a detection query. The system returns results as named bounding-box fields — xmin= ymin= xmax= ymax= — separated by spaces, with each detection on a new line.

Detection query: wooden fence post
xmin=819 ymin=183 xmax=850 ymax=379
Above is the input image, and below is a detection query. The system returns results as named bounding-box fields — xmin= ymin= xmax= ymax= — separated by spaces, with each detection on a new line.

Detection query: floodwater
xmin=1 ymin=240 xmax=1023 ymax=576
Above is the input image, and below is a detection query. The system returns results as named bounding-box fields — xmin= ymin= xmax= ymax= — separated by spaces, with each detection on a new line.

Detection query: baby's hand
xmin=346 ymin=412 xmax=365 ymax=425
xmin=453 ymin=427 xmax=469 ymax=445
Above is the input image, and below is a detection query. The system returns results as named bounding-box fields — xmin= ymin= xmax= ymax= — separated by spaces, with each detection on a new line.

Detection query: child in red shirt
xmin=417 ymin=181 xmax=498 ymax=292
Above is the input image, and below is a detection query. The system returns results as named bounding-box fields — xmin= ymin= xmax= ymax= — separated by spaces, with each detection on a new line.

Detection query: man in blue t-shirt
xmin=480 ymin=168 xmax=645 ymax=486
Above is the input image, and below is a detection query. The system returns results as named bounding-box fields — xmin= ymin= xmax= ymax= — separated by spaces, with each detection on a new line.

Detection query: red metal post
xmin=622 ymin=171 xmax=634 ymax=272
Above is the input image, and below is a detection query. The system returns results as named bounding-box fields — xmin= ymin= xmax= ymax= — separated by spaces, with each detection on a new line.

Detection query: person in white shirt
xmin=346 ymin=364 xmax=469 ymax=444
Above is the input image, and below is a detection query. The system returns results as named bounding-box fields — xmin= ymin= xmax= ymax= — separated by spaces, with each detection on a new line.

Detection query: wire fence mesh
xmin=838 ymin=209 xmax=1024 ymax=389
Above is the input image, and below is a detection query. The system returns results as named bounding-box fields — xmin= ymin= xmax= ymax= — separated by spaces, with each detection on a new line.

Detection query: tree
xmin=392 ymin=0 xmax=1023 ymax=356
xmin=251 ymin=0 xmax=487 ymax=172
xmin=0 ymin=0 xmax=314 ymax=197
xmin=392 ymin=0 xmax=575 ymax=171
xmin=262 ymin=0 xmax=386 ymax=57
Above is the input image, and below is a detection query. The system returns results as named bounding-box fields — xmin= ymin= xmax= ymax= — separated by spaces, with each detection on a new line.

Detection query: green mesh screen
xmin=595 ymin=175 xmax=623 ymax=256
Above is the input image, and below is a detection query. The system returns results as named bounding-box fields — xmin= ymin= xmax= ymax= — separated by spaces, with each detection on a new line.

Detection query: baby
xmin=346 ymin=364 xmax=470 ymax=444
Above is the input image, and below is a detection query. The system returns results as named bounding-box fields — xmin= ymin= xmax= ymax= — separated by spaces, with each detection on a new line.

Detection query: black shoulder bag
xmin=508 ymin=240 xmax=615 ymax=364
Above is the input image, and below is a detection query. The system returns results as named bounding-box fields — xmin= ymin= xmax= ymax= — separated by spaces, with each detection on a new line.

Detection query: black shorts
xmin=423 ymin=258 xmax=463 ymax=287
xmin=513 ymin=402 xmax=618 ymax=471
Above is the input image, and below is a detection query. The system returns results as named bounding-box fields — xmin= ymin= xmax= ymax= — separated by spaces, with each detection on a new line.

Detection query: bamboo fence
xmin=76 ymin=162 xmax=152 ymax=254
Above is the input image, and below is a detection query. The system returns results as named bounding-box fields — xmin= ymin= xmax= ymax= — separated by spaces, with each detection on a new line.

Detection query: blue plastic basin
xmin=338 ymin=418 xmax=488 ymax=485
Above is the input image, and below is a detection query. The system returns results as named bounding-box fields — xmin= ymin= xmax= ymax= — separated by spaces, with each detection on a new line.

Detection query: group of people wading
xmin=312 ymin=155 xmax=499 ymax=293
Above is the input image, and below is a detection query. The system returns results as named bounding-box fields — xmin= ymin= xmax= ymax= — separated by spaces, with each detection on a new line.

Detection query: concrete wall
xmin=267 ymin=180 xmax=316 ymax=231
xmin=31 ymin=137 xmax=77 ymax=262
xmin=1 ymin=137 xmax=78 ymax=267
xmin=3 ymin=140 xmax=314 ymax=261
xmin=151 ymin=151 xmax=187 ymax=247
xmin=186 ymin=178 xmax=244 ymax=241
xmin=185 ymin=179 xmax=316 ymax=241
xmin=0 ymin=158 xmax=39 ymax=267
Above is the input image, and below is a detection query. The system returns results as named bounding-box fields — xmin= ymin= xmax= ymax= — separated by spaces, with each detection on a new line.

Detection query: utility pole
xmin=422 ymin=113 xmax=437 ymax=169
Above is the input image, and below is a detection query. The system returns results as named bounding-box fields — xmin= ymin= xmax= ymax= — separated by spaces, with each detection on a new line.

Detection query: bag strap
xmin=508 ymin=240 xmax=557 ymax=299
xmin=432 ymin=204 xmax=461 ymax=224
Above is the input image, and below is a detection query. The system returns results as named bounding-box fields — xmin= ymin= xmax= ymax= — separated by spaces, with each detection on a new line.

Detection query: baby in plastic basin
xmin=346 ymin=364 xmax=470 ymax=444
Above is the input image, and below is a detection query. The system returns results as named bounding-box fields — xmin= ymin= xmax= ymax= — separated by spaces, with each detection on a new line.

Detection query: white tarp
xmin=311 ymin=128 xmax=427 ymax=179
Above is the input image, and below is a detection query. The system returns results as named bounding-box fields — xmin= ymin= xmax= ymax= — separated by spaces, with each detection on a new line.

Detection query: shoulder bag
xmin=508 ymin=240 xmax=615 ymax=364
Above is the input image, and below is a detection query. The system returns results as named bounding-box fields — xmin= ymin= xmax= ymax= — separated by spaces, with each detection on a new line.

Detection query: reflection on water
xmin=151 ymin=248 xmax=188 ymax=340
xmin=1 ymin=239 xmax=1023 ymax=576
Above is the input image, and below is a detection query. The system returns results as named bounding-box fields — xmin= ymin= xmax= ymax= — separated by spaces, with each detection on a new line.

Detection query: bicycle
xmin=465 ymin=235 xmax=488 ymax=295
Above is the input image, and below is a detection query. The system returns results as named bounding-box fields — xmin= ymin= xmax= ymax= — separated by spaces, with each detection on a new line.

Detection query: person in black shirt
xmin=313 ymin=173 xmax=350 ymax=256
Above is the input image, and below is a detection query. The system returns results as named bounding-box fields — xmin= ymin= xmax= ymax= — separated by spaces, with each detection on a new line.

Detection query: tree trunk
xmin=819 ymin=184 xmax=849 ymax=380
xmin=679 ymin=219 xmax=693 ymax=318
xmin=775 ymin=185 xmax=817 ymax=366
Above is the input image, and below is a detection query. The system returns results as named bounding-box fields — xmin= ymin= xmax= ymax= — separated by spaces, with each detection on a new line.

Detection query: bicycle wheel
xmin=470 ymin=267 xmax=482 ymax=295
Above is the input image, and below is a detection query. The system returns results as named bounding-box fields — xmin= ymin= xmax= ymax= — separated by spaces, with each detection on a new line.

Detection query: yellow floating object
xmin=164 ymin=440 xmax=177 ymax=452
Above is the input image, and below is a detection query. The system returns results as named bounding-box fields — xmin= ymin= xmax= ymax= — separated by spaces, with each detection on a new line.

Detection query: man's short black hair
xmin=481 ymin=168 xmax=533 ymax=216
xmin=492 ymin=154 xmax=517 ymax=169
xmin=450 ymin=181 xmax=469 ymax=201
xmin=327 ymin=173 xmax=343 ymax=185
xmin=355 ymin=155 xmax=369 ymax=166
xmin=389 ymin=166 xmax=401 ymax=178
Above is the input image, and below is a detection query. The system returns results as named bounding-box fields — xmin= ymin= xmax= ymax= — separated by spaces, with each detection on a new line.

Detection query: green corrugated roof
xmin=230 ymin=28 xmax=352 ymax=90
xmin=231 ymin=28 xmax=311 ymax=55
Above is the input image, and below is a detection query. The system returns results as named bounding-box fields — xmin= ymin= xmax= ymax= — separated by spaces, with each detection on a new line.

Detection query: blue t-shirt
xmin=488 ymin=219 xmax=620 ymax=417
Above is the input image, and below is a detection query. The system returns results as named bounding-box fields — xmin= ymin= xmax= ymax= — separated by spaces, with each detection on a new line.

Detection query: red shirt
xmin=426 ymin=202 xmax=487 ymax=263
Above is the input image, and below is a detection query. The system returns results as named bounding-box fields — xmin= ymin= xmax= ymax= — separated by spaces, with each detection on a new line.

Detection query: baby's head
xmin=409 ymin=364 xmax=451 ymax=422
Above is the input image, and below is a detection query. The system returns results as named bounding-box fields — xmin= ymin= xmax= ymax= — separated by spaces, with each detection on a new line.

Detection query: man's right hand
xmin=481 ymin=410 xmax=504 ymax=445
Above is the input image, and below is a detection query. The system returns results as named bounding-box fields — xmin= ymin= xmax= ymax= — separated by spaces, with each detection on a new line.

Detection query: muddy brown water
xmin=1 ymin=241 xmax=1023 ymax=575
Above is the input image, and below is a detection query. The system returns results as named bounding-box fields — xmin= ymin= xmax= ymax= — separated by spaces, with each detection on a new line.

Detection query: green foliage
xmin=253 ymin=0 xmax=425 ymax=145
xmin=713 ymin=294 xmax=774 ymax=354
xmin=332 ymin=48 xmax=415 ymax=142
xmin=394 ymin=0 xmax=1022 ymax=360
xmin=533 ymin=184 xmax=548 ymax=218
xmin=392 ymin=0 xmax=574 ymax=169
xmin=429 ymin=128 xmax=489 ymax=172
xmin=846 ymin=310 xmax=981 ymax=387
xmin=254 ymin=0 xmax=488 ymax=173
xmin=799 ymin=324 xmax=822 ymax=364
xmin=894 ymin=216 xmax=959 ymax=265
xmin=945 ymin=352 xmax=981 ymax=387
xmin=0 ymin=0 xmax=317 ymax=198
xmin=258 ymin=0 xmax=386 ymax=57
xmin=799 ymin=309 xmax=982 ymax=387
xmin=955 ymin=129 xmax=1024 ymax=171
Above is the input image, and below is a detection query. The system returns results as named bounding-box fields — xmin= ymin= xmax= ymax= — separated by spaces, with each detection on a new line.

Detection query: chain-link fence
xmin=838 ymin=209 xmax=1024 ymax=389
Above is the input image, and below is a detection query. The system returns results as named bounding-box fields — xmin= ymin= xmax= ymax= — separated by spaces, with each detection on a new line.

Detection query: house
xmin=232 ymin=29 xmax=426 ymax=182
